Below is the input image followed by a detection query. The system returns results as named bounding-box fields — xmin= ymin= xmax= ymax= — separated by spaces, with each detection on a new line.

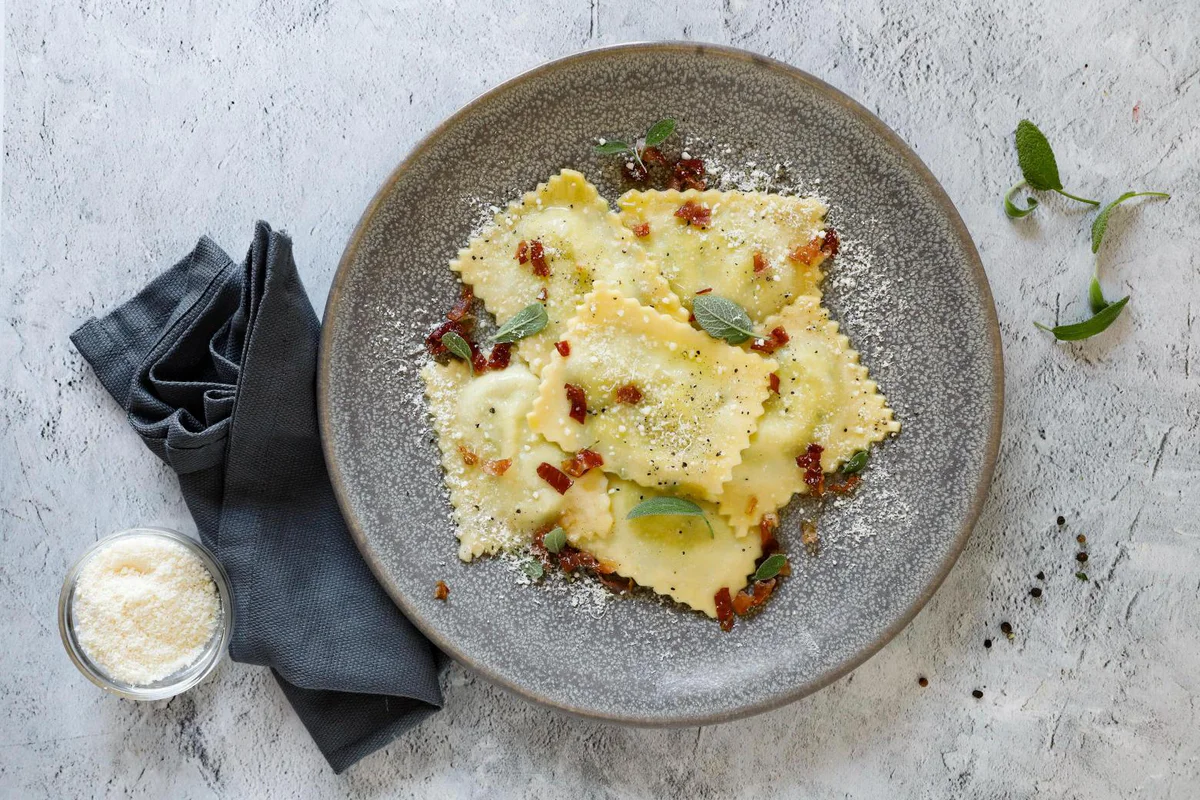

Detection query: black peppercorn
xmin=984 ymin=638 xmax=992 ymax=649
xmin=1036 ymin=571 xmax=1045 ymax=581
xmin=972 ymin=689 xmax=983 ymax=699
xmin=1076 ymin=552 xmax=1089 ymax=563
xmin=918 ymin=677 xmax=928 ymax=687
xmin=1030 ymin=587 xmax=1043 ymax=598
xmin=1000 ymin=621 xmax=1013 ymax=635
xmin=1057 ymin=516 xmax=1065 ymax=526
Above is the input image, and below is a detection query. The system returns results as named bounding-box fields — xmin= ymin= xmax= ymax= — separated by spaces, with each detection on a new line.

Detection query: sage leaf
xmin=841 ymin=450 xmax=870 ymax=475
xmin=543 ymin=526 xmax=567 ymax=554
xmin=523 ymin=560 xmax=544 ymax=581
xmin=1088 ymin=276 xmax=1108 ymax=315
xmin=595 ymin=140 xmax=633 ymax=156
xmin=492 ymin=303 xmax=548 ymax=343
xmin=441 ymin=331 xmax=474 ymax=372
xmin=1090 ymin=191 xmax=1170 ymax=253
xmin=1035 ymin=294 xmax=1129 ymax=341
xmin=626 ymin=496 xmax=713 ymax=537
xmin=1003 ymin=180 xmax=1039 ymax=218
xmin=1015 ymin=120 xmax=1063 ymax=192
xmin=692 ymin=294 xmax=755 ymax=345
xmin=644 ymin=118 xmax=676 ymax=147
xmin=754 ymin=553 xmax=787 ymax=582
xmin=1014 ymin=120 xmax=1098 ymax=205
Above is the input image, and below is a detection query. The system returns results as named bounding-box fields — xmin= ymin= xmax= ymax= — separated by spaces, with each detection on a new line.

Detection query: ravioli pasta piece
xmin=528 ymin=283 xmax=776 ymax=502
xmin=617 ymin=189 xmax=829 ymax=323
xmin=718 ymin=295 xmax=901 ymax=536
xmin=450 ymin=169 xmax=686 ymax=375
xmin=421 ymin=359 xmax=612 ymax=561
xmin=570 ymin=480 xmax=762 ymax=617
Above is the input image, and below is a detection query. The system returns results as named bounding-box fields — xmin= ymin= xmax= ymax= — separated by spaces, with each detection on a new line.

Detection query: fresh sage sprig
xmin=543 ymin=526 xmax=567 ymax=554
xmin=692 ymin=294 xmax=755 ymax=345
xmin=754 ymin=553 xmax=787 ymax=582
xmin=492 ymin=303 xmax=548 ymax=343
xmin=595 ymin=118 xmax=677 ymax=172
xmin=440 ymin=331 xmax=473 ymax=372
xmin=841 ymin=450 xmax=869 ymax=475
xmin=1035 ymin=292 xmax=1129 ymax=341
xmin=626 ymin=496 xmax=713 ymax=537
xmin=1090 ymin=191 xmax=1171 ymax=253
xmin=1005 ymin=120 xmax=1099 ymax=217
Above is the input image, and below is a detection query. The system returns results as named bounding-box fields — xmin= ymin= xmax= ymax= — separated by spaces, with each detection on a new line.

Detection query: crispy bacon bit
xmin=615 ymin=383 xmax=643 ymax=405
xmin=529 ymin=240 xmax=550 ymax=277
xmin=631 ymin=221 xmax=651 ymax=238
xmin=687 ymin=312 xmax=696 ymax=323
xmin=482 ymin=458 xmax=512 ymax=476
xmin=753 ymin=252 xmax=769 ymax=274
xmin=796 ymin=442 xmax=825 ymax=496
xmin=733 ymin=579 xmax=777 ymax=615
xmin=759 ymin=513 xmax=780 ymax=556
xmin=554 ymin=340 xmax=571 ymax=358
xmin=536 ymin=286 xmax=548 ymax=302
xmin=674 ymin=200 xmax=711 ymax=228
xmin=597 ymin=572 xmax=636 ymax=594
xmin=779 ymin=561 xmax=792 ymax=576
xmin=447 ymin=286 xmax=474 ymax=322
xmin=670 ymin=158 xmax=707 ymax=191
xmin=536 ymin=462 xmax=573 ymax=495
xmin=714 ymin=587 xmax=735 ymax=631
xmin=820 ymin=228 xmax=840 ymax=257
xmin=487 ymin=342 xmax=512 ymax=371
xmin=562 ymin=448 xmax=604 ymax=478
xmin=641 ymin=146 xmax=669 ymax=166
xmin=694 ymin=287 xmax=713 ymax=295
xmin=516 ymin=240 xmax=529 ymax=264
xmin=827 ymin=473 xmax=861 ymax=495
xmin=470 ymin=345 xmax=489 ymax=375
xmin=768 ymin=373 xmax=781 ymax=394
xmin=787 ymin=236 xmax=825 ymax=266
xmin=565 ymin=383 xmax=588 ymax=424
xmin=557 ymin=546 xmax=600 ymax=573
xmin=802 ymin=519 xmax=820 ymax=556
xmin=457 ymin=445 xmax=479 ymax=466
xmin=424 ymin=319 xmax=470 ymax=359
xmin=434 ymin=580 xmax=450 ymax=600
xmin=750 ymin=326 xmax=790 ymax=355
xmin=595 ymin=559 xmax=619 ymax=575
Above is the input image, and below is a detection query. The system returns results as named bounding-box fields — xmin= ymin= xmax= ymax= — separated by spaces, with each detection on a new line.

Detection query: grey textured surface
xmin=2 ymin=1 xmax=1198 ymax=797
xmin=320 ymin=43 xmax=1000 ymax=726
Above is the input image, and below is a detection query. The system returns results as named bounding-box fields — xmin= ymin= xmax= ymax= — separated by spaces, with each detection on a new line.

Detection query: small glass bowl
xmin=58 ymin=527 xmax=234 ymax=701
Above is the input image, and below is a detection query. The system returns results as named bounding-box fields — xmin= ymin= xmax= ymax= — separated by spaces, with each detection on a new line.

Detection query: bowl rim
xmin=317 ymin=41 xmax=1004 ymax=726
xmin=58 ymin=526 xmax=235 ymax=701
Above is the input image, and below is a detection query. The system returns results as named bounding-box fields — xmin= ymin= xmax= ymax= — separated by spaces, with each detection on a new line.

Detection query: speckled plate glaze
xmin=318 ymin=43 xmax=1002 ymax=725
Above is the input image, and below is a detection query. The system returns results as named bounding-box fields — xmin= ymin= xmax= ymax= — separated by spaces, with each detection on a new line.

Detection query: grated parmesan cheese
xmin=72 ymin=536 xmax=220 ymax=686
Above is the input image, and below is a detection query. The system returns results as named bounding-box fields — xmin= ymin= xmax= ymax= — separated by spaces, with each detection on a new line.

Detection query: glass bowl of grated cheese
xmin=58 ymin=527 xmax=234 ymax=700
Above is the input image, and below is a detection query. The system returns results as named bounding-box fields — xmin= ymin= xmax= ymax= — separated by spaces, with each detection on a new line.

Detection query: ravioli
xmin=570 ymin=479 xmax=762 ymax=617
xmin=617 ymin=188 xmax=829 ymax=323
xmin=718 ymin=295 xmax=900 ymax=536
xmin=421 ymin=358 xmax=613 ymax=560
xmin=528 ymin=283 xmax=776 ymax=503
xmin=450 ymin=169 xmax=685 ymax=375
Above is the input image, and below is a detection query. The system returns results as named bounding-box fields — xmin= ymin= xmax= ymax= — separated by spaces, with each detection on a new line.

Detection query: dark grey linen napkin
xmin=70 ymin=222 xmax=443 ymax=772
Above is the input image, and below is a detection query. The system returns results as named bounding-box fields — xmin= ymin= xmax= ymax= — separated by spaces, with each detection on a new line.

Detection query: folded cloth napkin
xmin=70 ymin=222 xmax=443 ymax=772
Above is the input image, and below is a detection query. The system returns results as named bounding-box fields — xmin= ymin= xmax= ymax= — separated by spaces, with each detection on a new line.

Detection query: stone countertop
xmin=3 ymin=1 xmax=1198 ymax=797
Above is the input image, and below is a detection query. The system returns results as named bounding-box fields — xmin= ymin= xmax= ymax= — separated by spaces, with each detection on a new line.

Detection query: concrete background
xmin=3 ymin=1 xmax=1198 ymax=797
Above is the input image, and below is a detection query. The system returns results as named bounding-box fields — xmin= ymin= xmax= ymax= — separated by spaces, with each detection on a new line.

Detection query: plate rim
xmin=317 ymin=41 xmax=1005 ymax=726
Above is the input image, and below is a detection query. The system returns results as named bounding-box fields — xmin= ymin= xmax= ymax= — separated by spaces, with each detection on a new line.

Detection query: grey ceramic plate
xmin=318 ymin=43 xmax=1002 ymax=725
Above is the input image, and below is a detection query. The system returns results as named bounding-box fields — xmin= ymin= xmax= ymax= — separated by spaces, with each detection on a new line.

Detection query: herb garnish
xmin=1035 ymin=294 xmax=1129 ymax=341
xmin=595 ymin=118 xmax=676 ymax=172
xmin=523 ymin=560 xmax=544 ymax=581
xmin=440 ymin=331 xmax=473 ymax=372
xmin=626 ymin=496 xmax=713 ymax=536
xmin=492 ymin=303 xmax=548 ymax=343
xmin=754 ymin=553 xmax=787 ymax=582
xmin=841 ymin=450 xmax=869 ymax=475
xmin=692 ymin=294 xmax=755 ymax=345
xmin=542 ymin=526 xmax=567 ymax=554
xmin=1090 ymin=191 xmax=1171 ymax=253
xmin=1006 ymin=118 xmax=1170 ymax=342
xmin=1005 ymin=120 xmax=1099 ymax=217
